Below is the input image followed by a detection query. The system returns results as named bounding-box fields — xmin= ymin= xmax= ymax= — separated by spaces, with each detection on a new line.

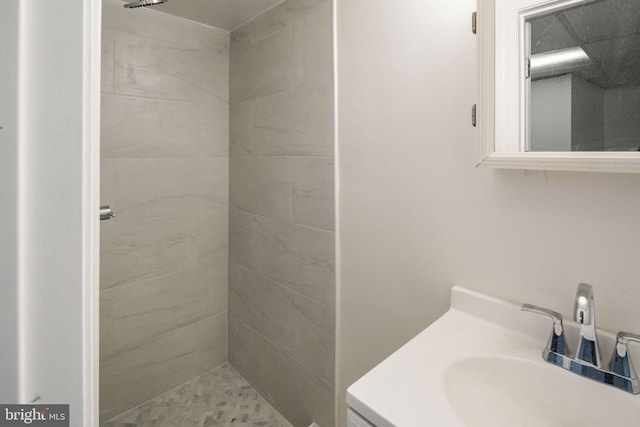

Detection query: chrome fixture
xmin=100 ymin=205 xmax=116 ymax=221
xmin=523 ymin=283 xmax=640 ymax=394
xmin=611 ymin=332 xmax=640 ymax=380
xmin=124 ymin=0 xmax=168 ymax=9
xmin=574 ymin=283 xmax=602 ymax=367
xmin=521 ymin=304 xmax=570 ymax=366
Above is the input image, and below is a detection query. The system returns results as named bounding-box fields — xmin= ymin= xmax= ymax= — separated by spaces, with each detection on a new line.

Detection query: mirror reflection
xmin=526 ymin=0 xmax=640 ymax=152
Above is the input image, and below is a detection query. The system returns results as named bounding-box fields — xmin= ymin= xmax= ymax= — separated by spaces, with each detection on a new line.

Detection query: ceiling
xmin=131 ymin=0 xmax=285 ymax=31
xmin=529 ymin=0 xmax=640 ymax=88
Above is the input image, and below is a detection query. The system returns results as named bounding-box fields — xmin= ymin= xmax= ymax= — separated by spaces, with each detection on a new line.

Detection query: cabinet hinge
xmin=472 ymin=12 xmax=477 ymax=34
xmin=472 ymin=104 xmax=477 ymax=127
xmin=525 ymin=56 xmax=531 ymax=78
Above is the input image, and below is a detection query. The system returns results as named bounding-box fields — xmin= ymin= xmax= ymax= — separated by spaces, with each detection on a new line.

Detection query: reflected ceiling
xmin=529 ymin=0 xmax=640 ymax=88
xmin=130 ymin=0 xmax=285 ymax=31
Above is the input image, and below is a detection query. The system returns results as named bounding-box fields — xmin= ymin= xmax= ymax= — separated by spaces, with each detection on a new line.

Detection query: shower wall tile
xmin=251 ymin=334 xmax=293 ymax=415
xmin=230 ymin=102 xmax=253 ymax=157
xmin=229 ymin=264 xmax=292 ymax=350
xmin=228 ymin=263 xmax=255 ymax=327
xmin=251 ymin=215 xmax=335 ymax=307
xmin=251 ymin=275 xmax=291 ymax=349
xmin=100 ymin=322 xmax=199 ymax=421
xmin=196 ymin=210 xmax=229 ymax=263
xmin=293 ymin=157 xmax=334 ymax=231
xmin=113 ymin=30 xmax=228 ymax=104
xmin=229 ymin=207 xmax=255 ymax=266
xmin=111 ymin=158 xmax=228 ymax=220
xmin=198 ymin=100 xmax=229 ymax=157
xmin=199 ymin=260 xmax=229 ymax=317
xmin=100 ymin=215 xmax=198 ymax=289
xmin=229 ymin=282 xmax=337 ymax=387
xmin=290 ymin=293 xmax=335 ymax=384
xmin=197 ymin=209 xmax=229 ymax=271
xmin=229 ymin=2 xmax=334 ymax=424
xmin=230 ymin=157 xmax=292 ymax=220
xmin=229 ymin=313 xmax=254 ymax=380
xmin=292 ymin=290 xmax=334 ymax=332
xmin=230 ymin=22 xmax=253 ymax=58
xmin=103 ymin=0 xmax=221 ymax=49
xmin=292 ymin=6 xmax=333 ymax=89
xmin=252 ymin=83 xmax=334 ymax=156
xmin=100 ymin=289 xmax=114 ymax=360
xmin=102 ymin=29 xmax=115 ymax=93
xmin=109 ymin=267 xmax=221 ymax=353
xmin=251 ymin=0 xmax=332 ymax=43
xmin=196 ymin=312 xmax=228 ymax=372
xmin=101 ymin=159 xmax=115 ymax=204
xmin=252 ymin=333 xmax=334 ymax=427
xmin=286 ymin=352 xmax=334 ymax=427
xmin=101 ymin=0 xmax=229 ymax=420
xmin=230 ymin=28 xmax=292 ymax=106
xmin=196 ymin=24 xmax=231 ymax=55
xmin=101 ymin=94 xmax=199 ymax=158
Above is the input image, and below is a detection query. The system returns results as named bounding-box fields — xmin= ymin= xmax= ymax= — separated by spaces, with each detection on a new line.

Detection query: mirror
xmin=477 ymin=0 xmax=640 ymax=172
xmin=528 ymin=0 xmax=640 ymax=152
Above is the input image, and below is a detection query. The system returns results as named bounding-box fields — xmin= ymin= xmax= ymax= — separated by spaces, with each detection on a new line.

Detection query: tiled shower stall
xmin=98 ymin=0 xmax=335 ymax=425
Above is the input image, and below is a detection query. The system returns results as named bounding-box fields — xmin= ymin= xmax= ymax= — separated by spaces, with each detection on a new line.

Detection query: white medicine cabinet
xmin=476 ymin=0 xmax=640 ymax=172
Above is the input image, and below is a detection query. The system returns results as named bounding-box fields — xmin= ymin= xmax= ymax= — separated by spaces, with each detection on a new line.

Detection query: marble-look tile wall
xmin=100 ymin=0 xmax=229 ymax=421
xmin=228 ymin=1 xmax=335 ymax=426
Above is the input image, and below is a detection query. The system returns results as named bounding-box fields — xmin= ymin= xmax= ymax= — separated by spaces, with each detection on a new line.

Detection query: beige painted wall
xmin=99 ymin=0 xmax=229 ymax=420
xmin=337 ymin=0 xmax=640 ymax=425
xmin=228 ymin=0 xmax=335 ymax=426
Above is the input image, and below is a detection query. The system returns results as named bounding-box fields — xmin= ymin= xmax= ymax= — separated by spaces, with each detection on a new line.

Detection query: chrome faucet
xmin=522 ymin=283 xmax=640 ymax=394
xmin=574 ymin=283 xmax=602 ymax=367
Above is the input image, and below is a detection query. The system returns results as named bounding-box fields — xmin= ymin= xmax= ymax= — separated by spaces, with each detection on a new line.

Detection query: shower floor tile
xmin=102 ymin=363 xmax=292 ymax=427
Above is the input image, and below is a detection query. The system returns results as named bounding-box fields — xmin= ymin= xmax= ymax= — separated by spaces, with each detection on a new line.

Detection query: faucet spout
xmin=574 ymin=283 xmax=602 ymax=367
xmin=524 ymin=283 xmax=640 ymax=394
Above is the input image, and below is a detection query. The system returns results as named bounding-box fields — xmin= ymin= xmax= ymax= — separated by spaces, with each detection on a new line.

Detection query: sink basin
xmin=347 ymin=286 xmax=640 ymax=427
xmin=445 ymin=356 xmax=640 ymax=427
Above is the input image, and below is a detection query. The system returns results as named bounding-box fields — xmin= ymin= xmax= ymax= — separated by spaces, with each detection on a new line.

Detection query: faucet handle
xmin=609 ymin=332 xmax=640 ymax=380
xmin=522 ymin=303 xmax=571 ymax=357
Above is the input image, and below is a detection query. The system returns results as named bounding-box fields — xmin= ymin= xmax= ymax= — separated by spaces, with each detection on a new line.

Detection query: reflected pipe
xmin=530 ymin=46 xmax=591 ymax=79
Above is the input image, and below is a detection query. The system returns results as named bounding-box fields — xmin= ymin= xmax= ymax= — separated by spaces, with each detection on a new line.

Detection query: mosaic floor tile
xmin=102 ymin=363 xmax=292 ymax=427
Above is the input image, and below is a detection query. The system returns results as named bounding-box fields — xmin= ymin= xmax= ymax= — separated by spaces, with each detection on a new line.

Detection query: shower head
xmin=124 ymin=0 xmax=167 ymax=9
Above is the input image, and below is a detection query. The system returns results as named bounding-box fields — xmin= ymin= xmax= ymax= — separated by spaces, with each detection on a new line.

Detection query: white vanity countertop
xmin=346 ymin=286 xmax=640 ymax=427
